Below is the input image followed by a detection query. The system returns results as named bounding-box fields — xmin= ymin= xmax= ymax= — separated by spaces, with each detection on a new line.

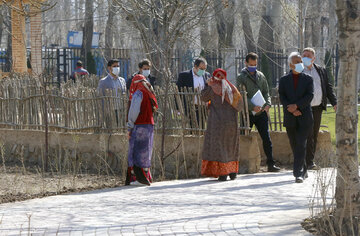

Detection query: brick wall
xmin=11 ymin=1 xmax=27 ymax=73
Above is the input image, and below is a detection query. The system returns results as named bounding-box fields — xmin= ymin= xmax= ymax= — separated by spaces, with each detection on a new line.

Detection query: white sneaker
xmin=130 ymin=181 xmax=148 ymax=186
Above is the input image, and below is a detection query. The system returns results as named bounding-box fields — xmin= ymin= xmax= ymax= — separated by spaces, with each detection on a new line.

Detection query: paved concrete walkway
xmin=0 ymin=171 xmax=318 ymax=235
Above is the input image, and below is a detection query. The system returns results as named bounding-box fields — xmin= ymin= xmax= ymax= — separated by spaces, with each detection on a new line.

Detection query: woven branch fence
xmin=0 ymin=74 xmax=275 ymax=135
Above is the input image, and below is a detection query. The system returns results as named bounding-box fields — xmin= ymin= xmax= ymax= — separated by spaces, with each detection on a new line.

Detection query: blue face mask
xmin=302 ymin=57 xmax=313 ymax=67
xmin=247 ymin=66 xmax=257 ymax=73
xmin=294 ymin=63 xmax=304 ymax=73
xmin=197 ymin=69 xmax=205 ymax=77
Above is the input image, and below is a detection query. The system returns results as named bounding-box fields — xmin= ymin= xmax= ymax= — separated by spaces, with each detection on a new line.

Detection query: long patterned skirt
xmin=125 ymin=124 xmax=154 ymax=186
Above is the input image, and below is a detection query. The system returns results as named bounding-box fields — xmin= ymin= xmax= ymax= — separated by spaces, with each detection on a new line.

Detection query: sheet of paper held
xmin=251 ymin=90 xmax=266 ymax=115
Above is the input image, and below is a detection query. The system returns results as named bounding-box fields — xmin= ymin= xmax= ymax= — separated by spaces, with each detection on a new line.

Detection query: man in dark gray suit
xmin=279 ymin=52 xmax=314 ymax=183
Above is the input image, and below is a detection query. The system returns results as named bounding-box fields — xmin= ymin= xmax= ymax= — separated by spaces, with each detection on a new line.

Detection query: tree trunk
xmin=311 ymin=0 xmax=322 ymax=47
xmin=200 ymin=6 xmax=213 ymax=50
xmin=239 ymin=0 xmax=256 ymax=53
xmin=257 ymin=1 xmax=274 ymax=54
xmin=335 ymin=0 xmax=360 ymax=235
xmin=270 ymin=0 xmax=282 ymax=51
xmin=0 ymin=6 xmax=5 ymax=48
xmin=64 ymin=0 xmax=71 ymax=45
xmin=81 ymin=0 xmax=94 ymax=67
xmin=328 ymin=0 xmax=337 ymax=49
xmin=298 ymin=0 xmax=304 ymax=51
xmin=105 ymin=0 xmax=115 ymax=61
xmin=213 ymin=0 xmax=235 ymax=50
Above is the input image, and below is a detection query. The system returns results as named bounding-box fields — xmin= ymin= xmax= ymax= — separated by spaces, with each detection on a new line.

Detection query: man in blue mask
xmin=236 ymin=52 xmax=280 ymax=172
xmin=302 ymin=48 xmax=337 ymax=170
xmin=97 ymin=59 xmax=127 ymax=127
xmin=279 ymin=52 xmax=314 ymax=183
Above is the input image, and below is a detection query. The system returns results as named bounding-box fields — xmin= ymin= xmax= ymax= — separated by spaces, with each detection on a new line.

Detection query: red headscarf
xmin=208 ymin=68 xmax=242 ymax=111
xmin=129 ymin=74 xmax=158 ymax=112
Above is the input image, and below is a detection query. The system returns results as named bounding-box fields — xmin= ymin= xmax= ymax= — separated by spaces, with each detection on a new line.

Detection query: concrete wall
xmin=0 ymin=129 xmax=261 ymax=179
xmin=0 ymin=129 xmax=334 ymax=179
xmin=252 ymin=130 xmax=335 ymax=167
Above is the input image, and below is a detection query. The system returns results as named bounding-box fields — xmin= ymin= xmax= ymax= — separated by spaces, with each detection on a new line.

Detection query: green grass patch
xmin=268 ymin=106 xmax=360 ymax=148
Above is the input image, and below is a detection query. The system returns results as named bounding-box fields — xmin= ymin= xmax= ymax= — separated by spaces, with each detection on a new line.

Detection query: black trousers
xmin=250 ymin=111 xmax=275 ymax=166
xmin=286 ymin=121 xmax=313 ymax=178
xmin=306 ymin=106 xmax=323 ymax=166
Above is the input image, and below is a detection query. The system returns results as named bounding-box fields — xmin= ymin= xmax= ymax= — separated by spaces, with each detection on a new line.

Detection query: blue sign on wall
xmin=67 ymin=31 xmax=100 ymax=48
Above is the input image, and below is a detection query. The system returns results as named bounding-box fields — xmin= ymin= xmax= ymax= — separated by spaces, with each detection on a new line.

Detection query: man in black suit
xmin=279 ymin=52 xmax=314 ymax=183
xmin=176 ymin=58 xmax=211 ymax=129
xmin=177 ymin=57 xmax=211 ymax=90
xmin=302 ymin=48 xmax=337 ymax=170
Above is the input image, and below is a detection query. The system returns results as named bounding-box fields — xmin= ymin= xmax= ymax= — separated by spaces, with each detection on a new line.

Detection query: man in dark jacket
xmin=236 ymin=52 xmax=280 ymax=172
xmin=279 ymin=52 xmax=314 ymax=183
xmin=176 ymin=57 xmax=211 ymax=91
xmin=176 ymin=57 xmax=211 ymax=129
xmin=70 ymin=60 xmax=89 ymax=82
xmin=302 ymin=48 xmax=337 ymax=170
xmin=127 ymin=59 xmax=156 ymax=89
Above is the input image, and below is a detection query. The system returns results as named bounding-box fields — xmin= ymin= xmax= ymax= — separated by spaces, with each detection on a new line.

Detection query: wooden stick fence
xmin=0 ymin=75 xmax=266 ymax=135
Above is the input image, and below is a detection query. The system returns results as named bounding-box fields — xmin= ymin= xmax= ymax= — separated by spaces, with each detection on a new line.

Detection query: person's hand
xmin=264 ymin=105 xmax=270 ymax=113
xmin=287 ymin=104 xmax=298 ymax=113
xmin=253 ymin=106 xmax=262 ymax=113
xmin=293 ymin=110 xmax=302 ymax=116
xmin=128 ymin=130 xmax=132 ymax=140
xmin=333 ymin=105 xmax=337 ymax=112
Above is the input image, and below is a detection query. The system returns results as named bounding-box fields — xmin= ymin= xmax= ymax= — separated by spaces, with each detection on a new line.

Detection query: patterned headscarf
xmin=208 ymin=68 xmax=242 ymax=111
xmin=129 ymin=74 xmax=158 ymax=112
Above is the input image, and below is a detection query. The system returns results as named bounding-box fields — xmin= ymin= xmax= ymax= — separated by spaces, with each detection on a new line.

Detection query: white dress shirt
xmin=304 ymin=66 xmax=322 ymax=107
xmin=192 ymin=69 xmax=205 ymax=105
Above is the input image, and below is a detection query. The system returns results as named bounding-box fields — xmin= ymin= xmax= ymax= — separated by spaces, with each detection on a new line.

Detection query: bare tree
xmin=239 ymin=0 xmax=256 ymax=53
xmin=81 ymin=0 xmax=94 ymax=68
xmin=334 ymin=0 xmax=360 ymax=235
xmin=213 ymin=0 xmax=235 ymax=49
xmin=0 ymin=5 xmax=4 ymax=47
xmin=258 ymin=1 xmax=274 ymax=54
xmin=105 ymin=0 xmax=115 ymax=61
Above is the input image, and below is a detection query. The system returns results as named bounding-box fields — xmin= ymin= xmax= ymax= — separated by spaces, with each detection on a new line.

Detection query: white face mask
xmin=142 ymin=70 xmax=150 ymax=77
xmin=112 ymin=67 xmax=120 ymax=76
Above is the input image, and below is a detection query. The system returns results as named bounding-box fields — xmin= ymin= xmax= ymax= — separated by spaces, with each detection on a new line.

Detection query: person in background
xmin=302 ymin=47 xmax=337 ymax=170
xmin=236 ymin=52 xmax=280 ymax=172
xmin=97 ymin=59 xmax=126 ymax=126
xmin=70 ymin=60 xmax=89 ymax=82
xmin=125 ymin=74 xmax=158 ymax=186
xmin=127 ymin=59 xmax=157 ymax=89
xmin=200 ymin=68 xmax=243 ymax=181
xmin=278 ymin=52 xmax=314 ymax=183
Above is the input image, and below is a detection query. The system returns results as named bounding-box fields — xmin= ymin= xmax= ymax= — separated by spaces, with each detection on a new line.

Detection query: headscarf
xmin=208 ymin=68 xmax=242 ymax=111
xmin=129 ymin=74 xmax=158 ymax=112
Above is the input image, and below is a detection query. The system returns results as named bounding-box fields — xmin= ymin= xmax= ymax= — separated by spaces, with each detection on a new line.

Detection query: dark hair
xmin=76 ymin=60 xmax=83 ymax=67
xmin=194 ymin=57 xmax=207 ymax=67
xmin=245 ymin=52 xmax=258 ymax=62
xmin=138 ymin=59 xmax=151 ymax=69
xmin=107 ymin=59 xmax=119 ymax=67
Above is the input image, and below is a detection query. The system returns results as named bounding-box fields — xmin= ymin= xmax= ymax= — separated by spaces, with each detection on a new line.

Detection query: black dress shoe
xmin=229 ymin=173 xmax=237 ymax=180
xmin=218 ymin=175 xmax=227 ymax=181
xmin=268 ymin=165 xmax=281 ymax=172
xmin=295 ymin=177 xmax=304 ymax=183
